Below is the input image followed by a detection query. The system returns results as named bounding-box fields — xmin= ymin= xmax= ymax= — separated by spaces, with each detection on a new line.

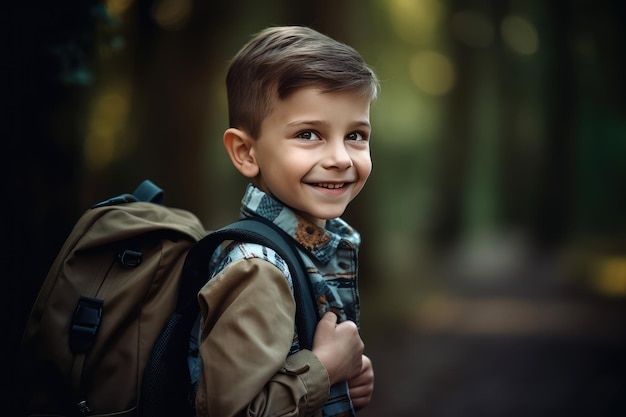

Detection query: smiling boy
xmin=227 ymin=87 xmax=372 ymax=226
xmin=194 ymin=26 xmax=379 ymax=416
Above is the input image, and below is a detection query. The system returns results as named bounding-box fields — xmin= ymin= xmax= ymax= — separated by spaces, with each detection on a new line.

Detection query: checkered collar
xmin=240 ymin=184 xmax=360 ymax=265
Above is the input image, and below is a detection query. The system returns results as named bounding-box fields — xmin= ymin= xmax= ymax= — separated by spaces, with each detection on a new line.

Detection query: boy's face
xmin=250 ymin=87 xmax=372 ymax=227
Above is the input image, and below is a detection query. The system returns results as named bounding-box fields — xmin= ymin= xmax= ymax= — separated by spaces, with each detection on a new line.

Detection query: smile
xmin=315 ymin=183 xmax=345 ymax=189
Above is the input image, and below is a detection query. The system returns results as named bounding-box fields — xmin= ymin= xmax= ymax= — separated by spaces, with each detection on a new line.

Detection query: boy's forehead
xmin=277 ymin=86 xmax=373 ymax=105
xmin=264 ymin=87 xmax=371 ymax=123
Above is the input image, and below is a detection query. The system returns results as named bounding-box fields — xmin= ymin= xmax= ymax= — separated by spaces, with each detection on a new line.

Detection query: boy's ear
xmin=223 ymin=128 xmax=259 ymax=178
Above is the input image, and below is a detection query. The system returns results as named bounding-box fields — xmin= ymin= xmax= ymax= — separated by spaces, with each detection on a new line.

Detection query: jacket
xmin=195 ymin=184 xmax=362 ymax=416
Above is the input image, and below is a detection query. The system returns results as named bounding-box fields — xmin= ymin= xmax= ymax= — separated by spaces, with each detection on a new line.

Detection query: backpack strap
xmin=131 ymin=179 xmax=165 ymax=205
xmin=181 ymin=216 xmax=318 ymax=349
xmin=91 ymin=179 xmax=165 ymax=208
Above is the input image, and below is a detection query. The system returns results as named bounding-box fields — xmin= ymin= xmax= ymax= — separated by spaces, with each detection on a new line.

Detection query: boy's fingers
xmin=320 ymin=311 xmax=338 ymax=326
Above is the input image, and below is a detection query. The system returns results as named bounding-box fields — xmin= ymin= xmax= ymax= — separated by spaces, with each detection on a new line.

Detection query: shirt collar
xmin=240 ymin=184 xmax=360 ymax=265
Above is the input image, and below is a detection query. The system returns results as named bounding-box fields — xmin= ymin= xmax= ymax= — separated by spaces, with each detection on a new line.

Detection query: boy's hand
xmin=348 ymin=354 xmax=374 ymax=410
xmin=312 ymin=312 xmax=364 ymax=386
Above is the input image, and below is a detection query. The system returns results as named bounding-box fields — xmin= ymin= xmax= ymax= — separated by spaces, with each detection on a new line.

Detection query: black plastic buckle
xmin=69 ymin=296 xmax=104 ymax=354
xmin=77 ymin=399 xmax=92 ymax=415
xmin=118 ymin=249 xmax=143 ymax=267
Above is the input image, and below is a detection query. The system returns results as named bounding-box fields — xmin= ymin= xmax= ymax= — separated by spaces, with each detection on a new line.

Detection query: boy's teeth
xmin=317 ymin=183 xmax=344 ymax=189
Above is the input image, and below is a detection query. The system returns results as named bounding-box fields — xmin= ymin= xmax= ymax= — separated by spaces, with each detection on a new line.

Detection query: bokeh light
xmin=84 ymin=91 xmax=131 ymax=171
xmin=151 ymin=0 xmax=193 ymax=31
xmin=501 ymin=15 xmax=539 ymax=55
xmin=409 ymin=50 xmax=456 ymax=96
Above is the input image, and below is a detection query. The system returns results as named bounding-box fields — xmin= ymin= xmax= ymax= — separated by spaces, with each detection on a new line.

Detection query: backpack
xmin=19 ymin=179 xmax=323 ymax=417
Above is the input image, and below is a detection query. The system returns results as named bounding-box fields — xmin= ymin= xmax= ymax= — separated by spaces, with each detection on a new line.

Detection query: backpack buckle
xmin=118 ymin=249 xmax=143 ymax=267
xmin=69 ymin=296 xmax=104 ymax=354
xmin=77 ymin=399 xmax=92 ymax=414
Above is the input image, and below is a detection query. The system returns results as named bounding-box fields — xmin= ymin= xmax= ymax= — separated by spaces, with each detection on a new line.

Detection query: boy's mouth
xmin=314 ymin=182 xmax=346 ymax=189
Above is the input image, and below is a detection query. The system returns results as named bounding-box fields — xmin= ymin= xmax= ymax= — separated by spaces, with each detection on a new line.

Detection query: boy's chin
xmin=296 ymin=210 xmax=347 ymax=227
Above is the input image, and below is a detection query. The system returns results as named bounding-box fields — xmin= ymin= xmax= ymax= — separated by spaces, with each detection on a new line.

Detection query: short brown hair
xmin=226 ymin=26 xmax=379 ymax=139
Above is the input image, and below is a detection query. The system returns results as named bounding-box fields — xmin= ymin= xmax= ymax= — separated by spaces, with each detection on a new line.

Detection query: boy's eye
xmin=346 ymin=131 xmax=367 ymax=141
xmin=296 ymin=131 xmax=319 ymax=141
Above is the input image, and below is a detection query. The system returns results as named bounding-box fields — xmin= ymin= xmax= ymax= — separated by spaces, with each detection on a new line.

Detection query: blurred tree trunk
xmin=429 ymin=0 xmax=507 ymax=246
xmin=532 ymin=1 xmax=576 ymax=248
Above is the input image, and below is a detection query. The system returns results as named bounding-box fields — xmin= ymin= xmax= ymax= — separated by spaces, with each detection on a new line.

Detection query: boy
xmin=195 ymin=26 xmax=379 ymax=416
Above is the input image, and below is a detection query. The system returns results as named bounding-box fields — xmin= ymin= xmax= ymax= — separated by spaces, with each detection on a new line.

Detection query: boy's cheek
xmin=361 ymin=158 xmax=373 ymax=179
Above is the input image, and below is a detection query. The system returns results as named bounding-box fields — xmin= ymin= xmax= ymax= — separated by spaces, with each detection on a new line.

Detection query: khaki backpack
xmin=21 ymin=181 xmax=206 ymax=416
xmin=20 ymin=180 xmax=326 ymax=417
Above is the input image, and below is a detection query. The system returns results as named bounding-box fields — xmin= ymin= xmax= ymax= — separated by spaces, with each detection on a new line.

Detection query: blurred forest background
xmin=5 ymin=0 xmax=626 ymax=415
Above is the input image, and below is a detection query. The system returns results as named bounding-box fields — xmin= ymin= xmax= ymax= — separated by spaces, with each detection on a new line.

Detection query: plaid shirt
xmin=211 ymin=184 xmax=362 ymax=330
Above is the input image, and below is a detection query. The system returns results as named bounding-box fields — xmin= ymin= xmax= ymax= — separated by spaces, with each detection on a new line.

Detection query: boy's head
xmin=226 ymin=26 xmax=379 ymax=139
xmin=224 ymin=26 xmax=379 ymax=227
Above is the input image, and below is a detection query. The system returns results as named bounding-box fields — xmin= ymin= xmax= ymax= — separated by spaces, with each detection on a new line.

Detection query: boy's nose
xmin=324 ymin=141 xmax=353 ymax=170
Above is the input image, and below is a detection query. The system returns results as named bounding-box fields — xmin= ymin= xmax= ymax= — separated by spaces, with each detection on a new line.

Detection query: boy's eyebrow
xmin=286 ymin=119 xmax=371 ymax=129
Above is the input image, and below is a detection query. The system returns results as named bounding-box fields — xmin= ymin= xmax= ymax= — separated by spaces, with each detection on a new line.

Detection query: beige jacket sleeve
xmin=195 ymin=257 xmax=329 ymax=417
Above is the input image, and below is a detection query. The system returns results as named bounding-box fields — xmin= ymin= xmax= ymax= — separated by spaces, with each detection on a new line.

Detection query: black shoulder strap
xmin=181 ymin=216 xmax=319 ymax=349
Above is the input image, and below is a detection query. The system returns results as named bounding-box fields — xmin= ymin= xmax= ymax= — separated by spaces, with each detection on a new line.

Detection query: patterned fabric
xmin=214 ymin=184 xmax=362 ymax=328
xmin=189 ymin=184 xmax=362 ymax=381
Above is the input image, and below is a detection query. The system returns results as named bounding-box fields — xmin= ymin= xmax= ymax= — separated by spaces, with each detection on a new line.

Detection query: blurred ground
xmin=359 ymin=250 xmax=626 ymax=417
